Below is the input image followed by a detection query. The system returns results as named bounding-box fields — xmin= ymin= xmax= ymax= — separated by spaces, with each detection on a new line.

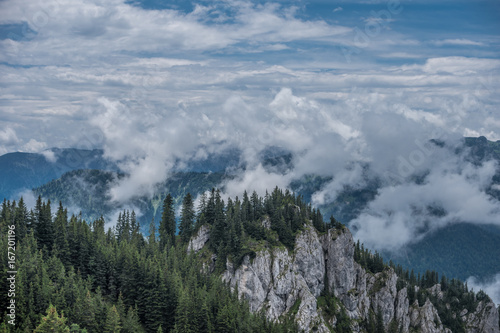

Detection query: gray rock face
xmin=322 ymin=228 xmax=356 ymax=298
xmin=465 ymin=300 xmax=500 ymax=333
xmin=410 ymin=299 xmax=452 ymax=333
xmin=394 ymin=287 xmax=411 ymax=332
xmin=294 ymin=225 xmax=325 ymax=298
xmin=222 ymin=226 xmax=330 ymax=332
xmin=193 ymin=223 xmax=500 ymax=333
xmin=187 ymin=224 xmax=210 ymax=253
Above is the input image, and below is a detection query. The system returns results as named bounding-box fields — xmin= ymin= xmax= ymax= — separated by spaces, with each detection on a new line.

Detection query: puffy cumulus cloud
xmin=0 ymin=127 xmax=19 ymax=154
xmin=1 ymin=0 xmax=500 ymax=254
xmin=41 ymin=149 xmax=57 ymax=163
xmin=0 ymin=127 xmax=19 ymax=145
xmin=351 ymin=159 xmax=500 ymax=251
xmin=22 ymin=139 xmax=47 ymax=153
xmin=0 ymin=0 xmax=350 ymax=66
xmin=12 ymin=189 xmax=38 ymax=210
xmin=89 ymin=97 xmax=201 ymax=202
xmin=222 ymin=164 xmax=293 ymax=199
xmin=467 ymin=273 xmax=500 ymax=306
xmin=311 ymin=163 xmax=366 ymax=205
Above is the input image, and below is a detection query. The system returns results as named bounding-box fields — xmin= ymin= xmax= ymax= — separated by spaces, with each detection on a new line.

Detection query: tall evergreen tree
xmin=174 ymin=289 xmax=196 ymax=333
xmin=35 ymin=196 xmax=54 ymax=252
xmin=54 ymin=202 xmax=70 ymax=265
xmin=159 ymin=194 xmax=176 ymax=248
xmin=34 ymin=305 xmax=70 ymax=333
xmin=103 ymin=305 xmax=121 ymax=333
xmin=148 ymin=218 xmax=157 ymax=244
xmin=14 ymin=197 xmax=29 ymax=240
xmin=179 ymin=193 xmax=195 ymax=244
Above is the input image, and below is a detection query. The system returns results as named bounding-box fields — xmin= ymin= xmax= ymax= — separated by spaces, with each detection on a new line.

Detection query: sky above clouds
xmin=1 ymin=0 xmax=500 ymax=255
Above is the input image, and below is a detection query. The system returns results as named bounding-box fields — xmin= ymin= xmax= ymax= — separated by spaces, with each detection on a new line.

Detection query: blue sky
xmin=1 ymin=0 xmax=500 ymax=257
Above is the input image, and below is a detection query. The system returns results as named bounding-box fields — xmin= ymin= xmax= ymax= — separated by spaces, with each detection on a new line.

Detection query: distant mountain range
xmin=1 ymin=137 xmax=500 ymax=282
xmin=0 ymin=148 xmax=118 ymax=200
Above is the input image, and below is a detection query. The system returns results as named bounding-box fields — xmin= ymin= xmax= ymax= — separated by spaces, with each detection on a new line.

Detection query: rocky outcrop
xmin=187 ymin=224 xmax=210 ymax=253
xmin=465 ymin=300 xmax=500 ymax=333
xmin=409 ymin=299 xmax=451 ymax=333
xmin=195 ymin=223 xmax=500 ymax=332
xmin=222 ymin=225 xmax=329 ymax=332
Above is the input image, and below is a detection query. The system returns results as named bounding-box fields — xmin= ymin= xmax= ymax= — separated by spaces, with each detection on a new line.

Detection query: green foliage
xmin=179 ymin=193 xmax=195 ymax=244
xmin=103 ymin=305 xmax=121 ymax=333
xmin=317 ymin=287 xmax=351 ymax=332
xmin=33 ymin=170 xmax=228 ymax=228
xmin=354 ymin=240 xmax=386 ymax=274
xmin=0 ymin=196 xmax=294 ymax=333
xmin=159 ymin=194 xmax=176 ymax=249
xmin=2 ymin=188 xmax=489 ymax=333
xmin=34 ymin=305 xmax=69 ymax=333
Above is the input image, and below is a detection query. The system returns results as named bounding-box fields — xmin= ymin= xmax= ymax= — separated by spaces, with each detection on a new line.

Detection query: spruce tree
xmin=174 ymin=289 xmax=196 ymax=333
xmin=34 ymin=305 xmax=70 ymax=333
xmin=54 ymin=202 xmax=70 ymax=265
xmin=103 ymin=305 xmax=121 ymax=333
xmin=148 ymin=218 xmax=157 ymax=244
xmin=35 ymin=196 xmax=54 ymax=252
xmin=179 ymin=193 xmax=195 ymax=244
xmin=159 ymin=194 xmax=176 ymax=249
xmin=14 ymin=197 xmax=29 ymax=241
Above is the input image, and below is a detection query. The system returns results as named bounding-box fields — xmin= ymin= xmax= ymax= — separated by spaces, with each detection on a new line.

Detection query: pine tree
xmin=174 ymin=289 xmax=196 ymax=333
xmin=216 ymin=304 xmax=235 ymax=333
xmin=159 ymin=194 xmax=176 ymax=249
xmin=35 ymin=196 xmax=54 ymax=252
xmin=179 ymin=193 xmax=195 ymax=244
xmin=34 ymin=305 xmax=70 ymax=333
xmin=250 ymin=191 xmax=261 ymax=221
xmin=14 ymin=197 xmax=29 ymax=241
xmin=376 ymin=307 xmax=385 ymax=333
xmin=148 ymin=218 xmax=157 ymax=244
xmin=122 ymin=306 xmax=144 ymax=333
xmin=104 ymin=305 xmax=121 ymax=333
xmin=54 ymin=202 xmax=70 ymax=265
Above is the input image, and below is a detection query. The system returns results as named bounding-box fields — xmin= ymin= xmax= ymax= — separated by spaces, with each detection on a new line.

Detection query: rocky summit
xmin=190 ymin=223 xmax=500 ymax=333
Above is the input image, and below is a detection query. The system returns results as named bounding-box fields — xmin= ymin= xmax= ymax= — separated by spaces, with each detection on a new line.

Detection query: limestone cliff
xmin=189 ymin=223 xmax=500 ymax=333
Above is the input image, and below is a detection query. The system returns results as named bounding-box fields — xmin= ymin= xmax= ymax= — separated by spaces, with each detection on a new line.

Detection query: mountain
xmin=0 ymin=148 xmax=117 ymax=201
xmin=2 ymin=188 xmax=498 ymax=332
xmin=8 ymin=136 xmax=500 ymax=284
xmin=385 ymin=223 xmax=500 ymax=282
xmin=221 ymin=227 xmax=499 ymax=333
xmin=33 ymin=169 xmax=230 ymax=227
xmin=189 ymin=195 xmax=500 ymax=333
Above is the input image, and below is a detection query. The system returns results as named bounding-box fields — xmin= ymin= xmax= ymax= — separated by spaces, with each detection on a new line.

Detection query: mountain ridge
xmin=190 ymin=214 xmax=500 ymax=333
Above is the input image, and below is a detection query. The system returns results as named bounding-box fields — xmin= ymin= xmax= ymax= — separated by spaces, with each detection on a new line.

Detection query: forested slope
xmin=1 ymin=188 xmax=498 ymax=332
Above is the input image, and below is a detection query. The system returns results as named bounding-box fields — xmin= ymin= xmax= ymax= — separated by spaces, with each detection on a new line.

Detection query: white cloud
xmin=223 ymin=164 xmax=293 ymax=199
xmin=422 ymin=57 xmax=500 ymax=75
xmin=41 ymin=149 xmax=57 ymax=163
xmin=351 ymin=159 xmax=500 ymax=251
xmin=22 ymin=139 xmax=47 ymax=153
xmin=467 ymin=273 xmax=500 ymax=306
xmin=432 ymin=39 xmax=484 ymax=46
xmin=0 ymin=0 xmax=500 ymax=262
xmin=0 ymin=127 xmax=19 ymax=146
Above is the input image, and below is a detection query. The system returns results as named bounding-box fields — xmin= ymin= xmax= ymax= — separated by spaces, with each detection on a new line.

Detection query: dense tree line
xmin=3 ymin=188 xmax=491 ymax=333
xmin=0 ymin=196 xmax=298 ymax=332
xmin=181 ymin=187 xmax=333 ymax=273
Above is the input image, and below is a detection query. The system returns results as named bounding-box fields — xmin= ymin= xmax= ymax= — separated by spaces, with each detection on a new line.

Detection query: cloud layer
xmin=1 ymin=0 xmax=500 ymax=251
